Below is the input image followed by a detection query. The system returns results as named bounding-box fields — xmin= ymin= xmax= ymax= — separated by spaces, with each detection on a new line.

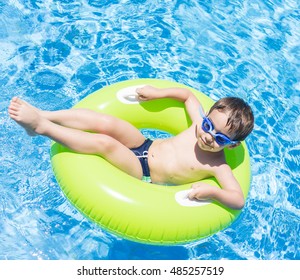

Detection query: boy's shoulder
xmin=206 ymin=151 xmax=229 ymax=173
xmin=210 ymin=155 xmax=235 ymax=183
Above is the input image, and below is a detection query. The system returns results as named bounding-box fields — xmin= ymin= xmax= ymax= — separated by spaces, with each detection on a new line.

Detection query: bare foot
xmin=8 ymin=97 xmax=43 ymax=136
xmin=13 ymin=98 xmax=52 ymax=119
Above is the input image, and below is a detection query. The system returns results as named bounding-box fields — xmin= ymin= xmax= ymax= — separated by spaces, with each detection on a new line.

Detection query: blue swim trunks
xmin=130 ymin=139 xmax=153 ymax=183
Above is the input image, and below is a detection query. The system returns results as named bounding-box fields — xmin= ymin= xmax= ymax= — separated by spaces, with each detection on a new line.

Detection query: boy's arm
xmin=189 ymin=165 xmax=245 ymax=210
xmin=136 ymin=86 xmax=202 ymax=122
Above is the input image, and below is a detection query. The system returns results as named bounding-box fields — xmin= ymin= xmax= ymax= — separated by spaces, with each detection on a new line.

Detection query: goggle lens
xmin=215 ymin=135 xmax=230 ymax=145
xmin=202 ymin=119 xmax=212 ymax=132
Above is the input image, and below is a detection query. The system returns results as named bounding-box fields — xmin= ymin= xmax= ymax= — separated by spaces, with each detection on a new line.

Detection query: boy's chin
xmin=198 ymin=142 xmax=220 ymax=153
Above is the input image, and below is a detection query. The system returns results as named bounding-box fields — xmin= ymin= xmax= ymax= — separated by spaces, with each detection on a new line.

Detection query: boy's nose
xmin=204 ymin=133 xmax=214 ymax=144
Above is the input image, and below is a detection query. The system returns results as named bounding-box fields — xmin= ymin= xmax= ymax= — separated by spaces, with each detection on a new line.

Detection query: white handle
xmin=116 ymin=85 xmax=145 ymax=104
xmin=175 ymin=190 xmax=211 ymax=207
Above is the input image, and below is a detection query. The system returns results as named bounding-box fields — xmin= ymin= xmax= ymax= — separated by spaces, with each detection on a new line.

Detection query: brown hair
xmin=208 ymin=97 xmax=254 ymax=141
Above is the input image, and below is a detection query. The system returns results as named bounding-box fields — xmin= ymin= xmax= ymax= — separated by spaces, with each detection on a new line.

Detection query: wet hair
xmin=208 ymin=97 xmax=254 ymax=141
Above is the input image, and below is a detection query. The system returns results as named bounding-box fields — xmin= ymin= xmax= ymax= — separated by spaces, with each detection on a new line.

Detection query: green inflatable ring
xmin=50 ymin=79 xmax=251 ymax=245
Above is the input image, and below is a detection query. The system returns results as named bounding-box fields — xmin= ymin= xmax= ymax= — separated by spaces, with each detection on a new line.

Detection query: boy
xmin=8 ymin=85 xmax=254 ymax=210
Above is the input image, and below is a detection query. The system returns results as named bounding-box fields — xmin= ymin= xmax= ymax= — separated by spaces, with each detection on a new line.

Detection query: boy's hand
xmin=136 ymin=85 xmax=159 ymax=101
xmin=188 ymin=182 xmax=216 ymax=201
xmin=189 ymin=181 xmax=245 ymax=209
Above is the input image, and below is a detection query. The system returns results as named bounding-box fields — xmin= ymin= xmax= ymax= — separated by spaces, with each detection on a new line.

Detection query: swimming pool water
xmin=0 ymin=0 xmax=299 ymax=260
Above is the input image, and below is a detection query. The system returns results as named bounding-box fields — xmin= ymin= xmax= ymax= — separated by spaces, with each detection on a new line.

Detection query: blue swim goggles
xmin=199 ymin=106 xmax=238 ymax=146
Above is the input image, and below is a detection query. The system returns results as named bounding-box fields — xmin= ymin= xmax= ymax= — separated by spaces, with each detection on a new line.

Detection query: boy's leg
xmin=8 ymin=98 xmax=143 ymax=178
xmin=22 ymin=100 xmax=146 ymax=149
xmin=44 ymin=120 xmax=143 ymax=178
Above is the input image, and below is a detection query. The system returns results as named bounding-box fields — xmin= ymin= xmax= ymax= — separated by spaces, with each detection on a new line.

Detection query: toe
xmin=8 ymin=108 xmax=18 ymax=117
xmin=14 ymin=97 xmax=23 ymax=105
xmin=8 ymin=103 xmax=20 ymax=111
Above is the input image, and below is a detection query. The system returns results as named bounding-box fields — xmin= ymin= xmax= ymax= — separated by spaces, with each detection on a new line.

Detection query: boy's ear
xmin=227 ymin=142 xmax=241 ymax=149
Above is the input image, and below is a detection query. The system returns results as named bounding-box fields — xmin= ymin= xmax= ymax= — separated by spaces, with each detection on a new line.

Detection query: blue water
xmin=0 ymin=0 xmax=299 ymax=260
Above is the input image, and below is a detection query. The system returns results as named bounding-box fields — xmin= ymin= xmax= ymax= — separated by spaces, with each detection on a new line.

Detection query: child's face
xmin=196 ymin=109 xmax=236 ymax=152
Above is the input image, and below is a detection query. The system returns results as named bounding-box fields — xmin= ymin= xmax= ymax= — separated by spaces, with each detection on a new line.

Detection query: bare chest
xmin=149 ymin=129 xmax=220 ymax=184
